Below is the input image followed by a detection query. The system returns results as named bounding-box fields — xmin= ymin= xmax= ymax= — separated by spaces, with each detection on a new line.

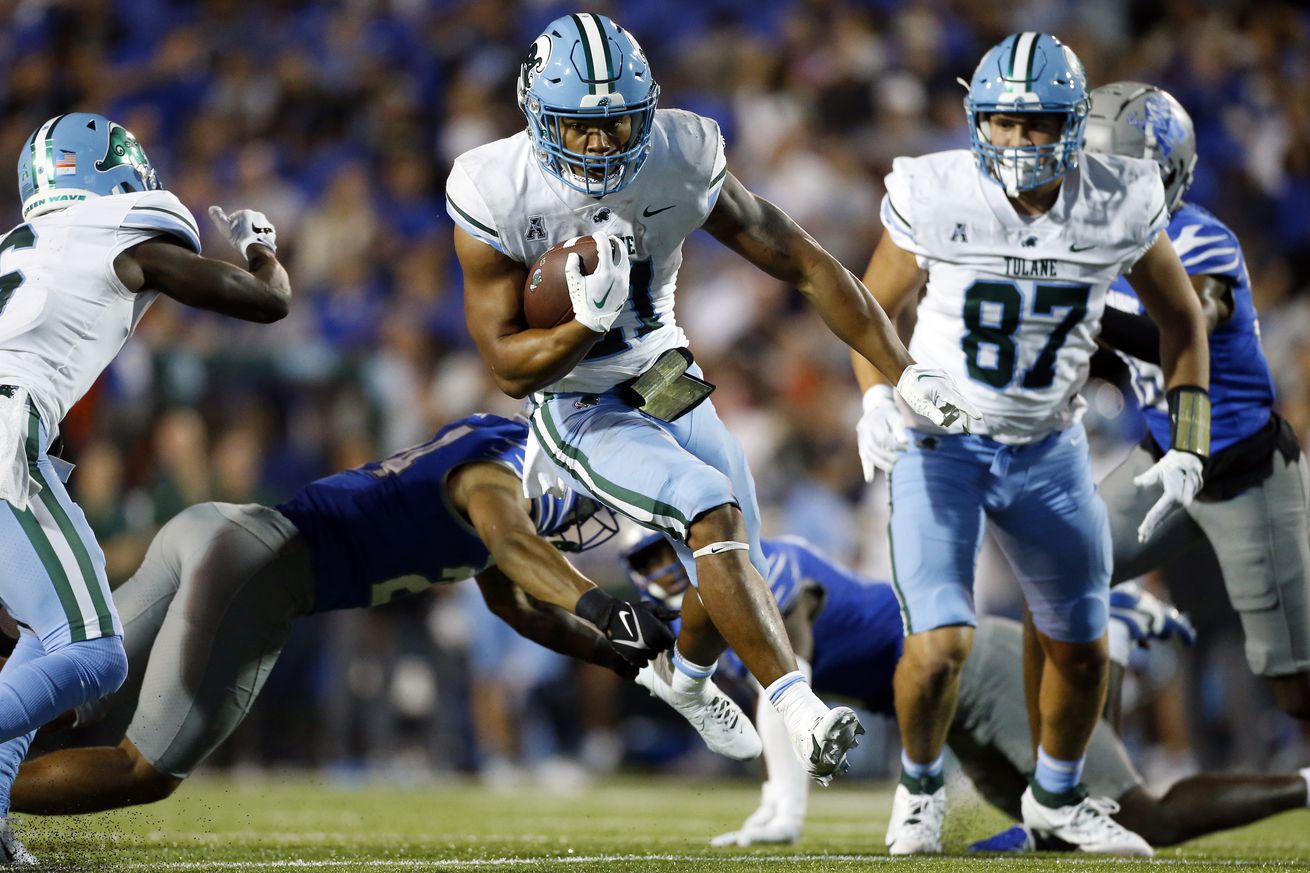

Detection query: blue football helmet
xmin=1084 ymin=82 xmax=1197 ymax=214
xmin=517 ymin=13 xmax=659 ymax=198
xmin=964 ymin=33 xmax=1090 ymax=195
xmin=18 ymin=112 xmax=161 ymax=219
xmin=620 ymin=530 xmax=689 ymax=610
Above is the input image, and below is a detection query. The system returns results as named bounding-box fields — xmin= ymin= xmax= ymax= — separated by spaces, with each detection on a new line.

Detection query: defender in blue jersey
xmin=6 ymin=414 xmax=674 ymax=815
xmin=624 ymin=533 xmax=1310 ymax=851
xmin=1087 ymin=83 xmax=1310 ymax=720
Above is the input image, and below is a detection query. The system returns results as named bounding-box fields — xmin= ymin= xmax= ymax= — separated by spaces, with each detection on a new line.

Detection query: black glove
xmin=575 ymin=588 xmax=676 ymax=669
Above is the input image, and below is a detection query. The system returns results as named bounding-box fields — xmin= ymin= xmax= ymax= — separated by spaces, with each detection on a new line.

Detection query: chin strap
xmin=691 ymin=541 xmax=750 ymax=559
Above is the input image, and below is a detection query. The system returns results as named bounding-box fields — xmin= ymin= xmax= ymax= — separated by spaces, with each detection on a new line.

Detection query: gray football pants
xmin=1101 ymin=445 xmax=1310 ymax=677
xmin=76 ymin=502 xmax=313 ymax=777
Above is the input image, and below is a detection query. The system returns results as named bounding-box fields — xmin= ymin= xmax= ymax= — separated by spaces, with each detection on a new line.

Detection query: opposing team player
xmin=448 ymin=12 xmax=979 ymax=783
xmin=623 ymin=533 xmax=1310 ymax=851
xmin=853 ymin=35 xmax=1211 ymax=855
xmin=1085 ymin=82 xmax=1310 ymax=721
xmin=8 ymin=414 xmax=672 ymax=819
xmin=0 ymin=112 xmax=292 ymax=863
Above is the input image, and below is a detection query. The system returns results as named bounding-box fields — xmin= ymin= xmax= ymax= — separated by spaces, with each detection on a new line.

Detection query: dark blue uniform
xmin=721 ymin=537 xmax=905 ymax=717
xmin=1107 ymin=202 xmax=1275 ymax=452
xmin=277 ymin=414 xmax=587 ymax=612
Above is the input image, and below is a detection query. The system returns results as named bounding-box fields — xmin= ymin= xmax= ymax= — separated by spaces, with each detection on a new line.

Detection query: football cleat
xmin=635 ymin=652 xmax=761 ymax=761
xmin=1110 ymin=583 xmax=1196 ymax=647
xmin=0 ymin=819 xmax=37 ymax=866
xmin=885 ymin=782 xmax=945 ymax=855
xmin=797 ymin=706 xmax=864 ymax=787
xmin=970 ymin=824 xmax=1036 ymax=853
xmin=1021 ymin=785 xmax=1153 ymax=856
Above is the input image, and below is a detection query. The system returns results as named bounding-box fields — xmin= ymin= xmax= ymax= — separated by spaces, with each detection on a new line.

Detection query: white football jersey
xmin=446 ymin=109 xmax=728 ymax=394
xmin=882 ymin=150 xmax=1167 ymax=443
xmin=0 ymin=191 xmax=201 ymax=439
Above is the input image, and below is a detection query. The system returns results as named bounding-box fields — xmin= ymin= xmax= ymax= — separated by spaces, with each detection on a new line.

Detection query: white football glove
xmin=709 ymin=781 xmax=803 ymax=847
xmin=895 ymin=364 xmax=983 ymax=432
xmin=1133 ymin=449 xmax=1204 ymax=543
xmin=857 ymin=384 xmax=908 ymax=481
xmin=208 ymin=205 xmax=277 ymax=264
xmin=567 ymin=232 xmax=631 ymax=334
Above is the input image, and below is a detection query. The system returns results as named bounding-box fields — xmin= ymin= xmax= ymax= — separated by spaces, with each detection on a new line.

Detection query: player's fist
xmin=896 ymin=365 xmax=983 ymax=433
xmin=1132 ymin=449 xmax=1204 ymax=543
xmin=567 ymin=232 xmax=630 ymax=333
xmin=575 ymin=588 xmax=675 ymax=668
xmin=208 ymin=206 xmax=277 ymax=264
xmin=856 ymin=384 xmax=908 ymax=480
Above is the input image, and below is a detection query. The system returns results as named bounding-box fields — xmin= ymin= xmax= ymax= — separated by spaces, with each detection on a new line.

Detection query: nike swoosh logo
xmin=592 ymin=288 xmax=612 ymax=308
xmin=619 ymin=608 xmax=636 ymax=638
xmin=706 ymin=543 xmax=738 ymax=554
xmin=642 ymin=204 xmax=676 ymax=217
xmin=1069 ymin=243 xmax=1095 ymax=252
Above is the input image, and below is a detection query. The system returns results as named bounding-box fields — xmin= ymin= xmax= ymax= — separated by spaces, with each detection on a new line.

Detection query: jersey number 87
xmin=962 ymin=279 xmax=1091 ymax=390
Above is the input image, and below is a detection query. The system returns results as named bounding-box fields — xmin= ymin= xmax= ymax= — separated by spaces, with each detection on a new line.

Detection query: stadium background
xmin=1 ymin=0 xmax=1307 ymax=794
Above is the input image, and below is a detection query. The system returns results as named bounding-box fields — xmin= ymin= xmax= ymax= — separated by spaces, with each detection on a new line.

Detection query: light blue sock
xmin=0 ymin=633 xmax=44 ymax=817
xmin=900 ymin=749 xmax=944 ymax=779
xmin=1034 ymin=745 xmax=1085 ymax=797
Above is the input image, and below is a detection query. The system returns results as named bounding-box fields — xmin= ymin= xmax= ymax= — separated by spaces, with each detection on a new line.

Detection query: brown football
xmin=523 ymin=236 xmax=599 ymax=329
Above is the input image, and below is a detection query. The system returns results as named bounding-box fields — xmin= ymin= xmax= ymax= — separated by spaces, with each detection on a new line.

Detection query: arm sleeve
xmin=445 ymin=161 xmax=506 ymax=254
xmin=120 ymin=191 xmax=201 ymax=253
xmin=1099 ymin=305 xmax=1162 ymax=365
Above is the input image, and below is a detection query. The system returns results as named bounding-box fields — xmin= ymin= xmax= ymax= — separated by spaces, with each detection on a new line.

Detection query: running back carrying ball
xmin=522 ymin=236 xmax=603 ymax=329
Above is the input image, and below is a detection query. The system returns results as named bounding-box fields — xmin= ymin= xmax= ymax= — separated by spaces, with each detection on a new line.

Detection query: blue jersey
xmin=722 ymin=537 xmax=905 ymax=717
xmin=1107 ymin=203 xmax=1275 ymax=452
xmin=277 ymin=414 xmax=586 ymax=612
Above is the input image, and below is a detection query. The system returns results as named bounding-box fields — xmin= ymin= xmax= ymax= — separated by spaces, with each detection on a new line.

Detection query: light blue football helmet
xmin=17 ymin=112 xmax=161 ymax=220
xmin=964 ymin=33 xmax=1090 ymax=195
xmin=517 ymin=12 xmax=659 ymax=198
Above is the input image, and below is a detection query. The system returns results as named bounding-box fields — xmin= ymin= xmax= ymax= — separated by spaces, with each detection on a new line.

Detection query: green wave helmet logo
xmin=530 ymin=268 xmax=543 ymax=289
xmin=95 ymin=123 xmax=158 ymax=188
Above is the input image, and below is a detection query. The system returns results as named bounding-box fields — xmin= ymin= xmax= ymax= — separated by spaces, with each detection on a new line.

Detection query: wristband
xmin=575 ymin=587 xmax=615 ymax=626
xmin=1167 ymin=385 xmax=1211 ymax=459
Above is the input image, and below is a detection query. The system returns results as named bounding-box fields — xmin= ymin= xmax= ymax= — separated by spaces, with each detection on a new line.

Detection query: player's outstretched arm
xmin=456 ymin=227 xmax=610 ymax=398
xmin=116 ymin=206 xmax=291 ymax=323
xmin=701 ymin=173 xmax=913 ymax=382
xmin=455 ymin=462 xmax=674 ymax=667
xmin=472 ymin=567 xmax=640 ymax=680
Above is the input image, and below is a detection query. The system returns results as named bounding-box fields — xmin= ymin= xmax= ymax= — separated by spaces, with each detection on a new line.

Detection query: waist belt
xmin=617 ymin=348 xmax=715 ymax=423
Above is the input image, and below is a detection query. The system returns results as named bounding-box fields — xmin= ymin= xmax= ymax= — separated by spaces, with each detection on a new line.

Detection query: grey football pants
xmin=1101 ymin=445 xmax=1310 ymax=677
xmin=77 ymin=502 xmax=314 ymax=777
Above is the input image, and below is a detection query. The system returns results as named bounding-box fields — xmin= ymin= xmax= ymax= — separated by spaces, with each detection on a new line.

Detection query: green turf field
xmin=14 ymin=772 xmax=1310 ymax=871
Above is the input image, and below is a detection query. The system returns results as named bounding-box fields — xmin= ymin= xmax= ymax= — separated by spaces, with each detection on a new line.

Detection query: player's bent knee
xmin=122 ymin=740 xmax=183 ymax=805
xmin=61 ymin=635 xmax=129 ymax=703
xmin=1030 ymin=591 xmax=1109 ymax=646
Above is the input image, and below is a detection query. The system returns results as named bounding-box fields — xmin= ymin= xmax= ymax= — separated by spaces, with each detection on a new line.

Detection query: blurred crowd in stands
xmin=1 ymin=0 xmax=1308 ymax=789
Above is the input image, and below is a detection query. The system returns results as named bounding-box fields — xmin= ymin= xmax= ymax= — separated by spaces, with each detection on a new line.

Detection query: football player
xmin=8 ymin=414 xmax=671 ymax=819
xmin=0 ymin=112 xmax=292 ymax=863
xmin=853 ymin=35 xmax=1211 ymax=855
xmin=1086 ymin=82 xmax=1310 ymax=722
xmin=624 ymin=533 xmax=1310 ymax=851
xmin=448 ymin=12 xmax=978 ymax=784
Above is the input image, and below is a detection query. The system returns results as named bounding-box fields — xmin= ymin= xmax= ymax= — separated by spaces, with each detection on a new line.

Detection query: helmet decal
xmin=94 ymin=123 xmax=159 ymax=191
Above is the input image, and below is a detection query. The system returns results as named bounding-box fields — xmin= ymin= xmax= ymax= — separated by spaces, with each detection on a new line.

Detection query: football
xmin=522 ymin=236 xmax=599 ymax=329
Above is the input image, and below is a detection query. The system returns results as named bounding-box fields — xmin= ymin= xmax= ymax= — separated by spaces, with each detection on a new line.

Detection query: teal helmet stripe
xmin=1009 ymin=32 xmax=1038 ymax=86
xmin=30 ymin=113 xmax=68 ymax=194
xmin=571 ymin=12 xmax=613 ymax=96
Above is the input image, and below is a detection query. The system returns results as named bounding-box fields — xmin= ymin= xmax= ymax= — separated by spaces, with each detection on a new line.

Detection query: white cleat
xmin=1021 ymin=786 xmax=1153 ymax=856
xmin=797 ymin=706 xmax=864 ymax=787
xmin=636 ymin=653 xmax=761 ymax=761
xmin=885 ymin=782 xmax=945 ymax=855
xmin=0 ymin=819 xmax=37 ymax=866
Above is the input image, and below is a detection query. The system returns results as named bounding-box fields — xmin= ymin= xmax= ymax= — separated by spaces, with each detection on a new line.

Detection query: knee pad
xmin=1031 ymin=591 xmax=1109 ymax=644
xmin=63 ymin=635 xmax=129 ymax=701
